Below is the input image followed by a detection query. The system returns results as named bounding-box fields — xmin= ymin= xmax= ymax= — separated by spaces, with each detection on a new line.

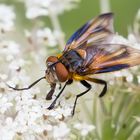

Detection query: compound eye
xmin=46 ymin=56 xmax=58 ymax=63
xmin=46 ymin=56 xmax=58 ymax=67
xmin=55 ymin=63 xmax=68 ymax=82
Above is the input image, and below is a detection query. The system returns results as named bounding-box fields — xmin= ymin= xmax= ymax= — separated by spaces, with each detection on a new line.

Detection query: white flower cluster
xmin=36 ymin=28 xmax=58 ymax=47
xmin=74 ymin=122 xmax=95 ymax=136
xmin=0 ymin=4 xmax=15 ymax=32
xmin=111 ymin=34 xmax=140 ymax=50
xmin=23 ymin=0 xmax=80 ymax=19
xmin=0 ymin=1 xmax=97 ymax=140
xmin=0 ymin=38 xmax=72 ymax=139
xmin=0 ymin=26 xmax=73 ymax=139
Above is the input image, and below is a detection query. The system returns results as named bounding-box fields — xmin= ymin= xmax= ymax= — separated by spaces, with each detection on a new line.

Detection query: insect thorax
xmin=60 ymin=50 xmax=84 ymax=73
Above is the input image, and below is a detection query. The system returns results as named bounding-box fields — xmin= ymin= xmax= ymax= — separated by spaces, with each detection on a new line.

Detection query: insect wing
xmin=78 ymin=44 xmax=140 ymax=75
xmin=64 ymin=13 xmax=114 ymax=52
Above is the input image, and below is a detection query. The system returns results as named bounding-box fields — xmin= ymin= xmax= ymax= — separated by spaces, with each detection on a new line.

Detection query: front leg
xmin=46 ymin=83 xmax=56 ymax=100
xmin=47 ymin=79 xmax=73 ymax=110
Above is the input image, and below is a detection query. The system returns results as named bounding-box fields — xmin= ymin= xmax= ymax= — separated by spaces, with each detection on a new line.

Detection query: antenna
xmin=7 ymin=76 xmax=46 ymax=91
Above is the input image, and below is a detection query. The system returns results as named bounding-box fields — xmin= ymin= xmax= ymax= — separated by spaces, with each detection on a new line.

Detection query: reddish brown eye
xmin=55 ymin=63 xmax=68 ymax=82
xmin=46 ymin=56 xmax=68 ymax=82
xmin=46 ymin=56 xmax=58 ymax=64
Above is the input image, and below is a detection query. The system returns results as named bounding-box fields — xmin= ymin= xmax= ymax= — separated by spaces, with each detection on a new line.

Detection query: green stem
xmin=48 ymin=10 xmax=65 ymax=51
xmin=99 ymin=0 xmax=111 ymax=13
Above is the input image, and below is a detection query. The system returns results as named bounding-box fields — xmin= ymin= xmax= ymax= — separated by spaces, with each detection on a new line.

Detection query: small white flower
xmin=0 ymin=73 xmax=8 ymax=80
xmin=128 ymin=34 xmax=138 ymax=44
xmin=0 ymin=96 xmax=13 ymax=113
xmin=48 ymin=0 xmax=80 ymax=15
xmin=133 ymin=116 xmax=140 ymax=122
xmin=53 ymin=122 xmax=70 ymax=138
xmin=0 ymin=4 xmax=16 ymax=32
xmin=47 ymin=106 xmax=72 ymax=120
xmin=136 ymin=9 xmax=140 ymax=21
xmin=0 ymin=117 xmax=16 ymax=140
xmin=36 ymin=28 xmax=57 ymax=46
xmin=74 ymin=122 xmax=95 ymax=136
xmin=0 ymin=81 xmax=7 ymax=90
xmin=137 ymin=75 xmax=140 ymax=84
xmin=0 ymin=41 xmax=20 ymax=57
xmin=128 ymin=34 xmax=140 ymax=50
xmin=24 ymin=0 xmax=51 ymax=19
xmin=114 ymin=70 xmax=134 ymax=82
xmin=126 ymin=73 xmax=133 ymax=82
xmin=6 ymin=70 xmax=30 ymax=90
xmin=24 ymin=29 xmax=31 ymax=38
xmin=111 ymin=35 xmax=131 ymax=45
xmin=23 ymin=0 xmax=79 ymax=19
xmin=8 ymin=59 xmax=25 ymax=70
xmin=111 ymin=34 xmax=140 ymax=50
xmin=26 ymin=7 xmax=49 ymax=19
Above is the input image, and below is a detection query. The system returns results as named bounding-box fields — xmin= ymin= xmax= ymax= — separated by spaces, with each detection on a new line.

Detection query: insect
xmin=8 ymin=13 xmax=140 ymax=115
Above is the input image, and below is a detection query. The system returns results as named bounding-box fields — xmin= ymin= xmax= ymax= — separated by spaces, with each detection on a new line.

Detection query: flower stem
xmin=49 ymin=10 xmax=65 ymax=51
xmin=99 ymin=0 xmax=111 ymax=13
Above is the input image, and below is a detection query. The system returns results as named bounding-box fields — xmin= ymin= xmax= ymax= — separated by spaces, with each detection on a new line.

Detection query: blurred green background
xmin=60 ymin=0 xmax=140 ymax=40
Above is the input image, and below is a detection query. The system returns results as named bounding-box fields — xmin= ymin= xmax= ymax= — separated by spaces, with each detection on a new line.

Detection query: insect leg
xmin=47 ymin=79 xmax=73 ymax=110
xmin=59 ymin=83 xmax=62 ymax=89
xmin=86 ymin=77 xmax=107 ymax=97
xmin=46 ymin=83 xmax=56 ymax=100
xmin=72 ymin=80 xmax=91 ymax=116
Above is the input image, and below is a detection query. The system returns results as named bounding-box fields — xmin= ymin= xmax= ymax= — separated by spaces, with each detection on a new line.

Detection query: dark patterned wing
xmin=76 ymin=44 xmax=140 ymax=75
xmin=64 ymin=13 xmax=114 ymax=52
